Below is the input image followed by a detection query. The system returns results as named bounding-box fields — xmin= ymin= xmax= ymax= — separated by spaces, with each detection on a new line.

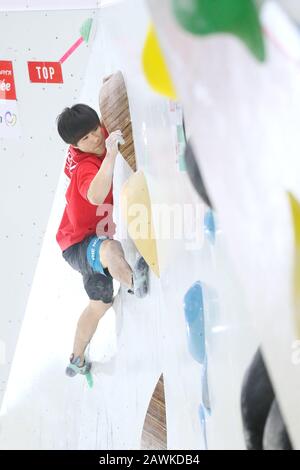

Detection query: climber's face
xmin=75 ymin=125 xmax=106 ymax=156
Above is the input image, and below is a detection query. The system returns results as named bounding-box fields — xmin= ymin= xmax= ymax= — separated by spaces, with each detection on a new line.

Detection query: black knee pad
xmin=83 ymin=273 xmax=113 ymax=303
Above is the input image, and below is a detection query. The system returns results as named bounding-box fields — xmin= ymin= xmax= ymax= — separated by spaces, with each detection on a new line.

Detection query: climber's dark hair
xmin=56 ymin=103 xmax=100 ymax=146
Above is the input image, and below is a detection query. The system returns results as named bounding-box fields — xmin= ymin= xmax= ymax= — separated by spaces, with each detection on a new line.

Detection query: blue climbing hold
xmin=202 ymin=357 xmax=211 ymax=414
xmin=184 ymin=281 xmax=205 ymax=364
xmin=198 ymin=403 xmax=208 ymax=449
xmin=204 ymin=210 xmax=216 ymax=244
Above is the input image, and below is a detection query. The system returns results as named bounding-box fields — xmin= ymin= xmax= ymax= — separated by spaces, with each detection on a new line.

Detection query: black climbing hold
xmin=184 ymin=139 xmax=213 ymax=209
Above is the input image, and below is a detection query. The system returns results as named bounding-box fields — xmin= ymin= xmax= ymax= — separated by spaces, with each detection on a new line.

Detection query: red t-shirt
xmin=56 ymin=129 xmax=114 ymax=251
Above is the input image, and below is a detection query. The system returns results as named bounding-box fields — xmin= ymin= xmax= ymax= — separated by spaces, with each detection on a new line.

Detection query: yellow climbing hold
xmin=288 ymin=191 xmax=300 ymax=338
xmin=121 ymin=171 xmax=160 ymax=277
xmin=142 ymin=24 xmax=177 ymax=100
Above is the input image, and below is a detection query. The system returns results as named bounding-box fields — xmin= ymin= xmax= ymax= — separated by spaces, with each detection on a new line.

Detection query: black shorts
xmin=62 ymin=235 xmax=114 ymax=303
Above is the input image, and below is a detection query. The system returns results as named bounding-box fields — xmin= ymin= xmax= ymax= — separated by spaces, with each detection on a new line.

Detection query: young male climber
xmin=56 ymin=103 xmax=149 ymax=379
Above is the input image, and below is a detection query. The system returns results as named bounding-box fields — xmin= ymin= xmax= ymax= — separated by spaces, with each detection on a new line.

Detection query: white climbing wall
xmin=147 ymin=0 xmax=300 ymax=449
xmin=0 ymin=0 xmax=207 ymax=449
xmin=1 ymin=0 xmax=299 ymax=451
xmin=0 ymin=8 xmax=98 ymax=407
xmin=0 ymin=1 xmax=119 ymax=11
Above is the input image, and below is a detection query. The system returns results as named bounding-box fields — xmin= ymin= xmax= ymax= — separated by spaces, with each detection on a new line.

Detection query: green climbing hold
xmin=172 ymin=0 xmax=265 ymax=62
xmin=85 ymin=371 xmax=94 ymax=389
xmin=80 ymin=18 xmax=93 ymax=43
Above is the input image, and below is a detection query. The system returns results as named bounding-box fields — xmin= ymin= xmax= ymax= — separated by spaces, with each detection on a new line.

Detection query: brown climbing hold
xmin=99 ymin=71 xmax=137 ymax=172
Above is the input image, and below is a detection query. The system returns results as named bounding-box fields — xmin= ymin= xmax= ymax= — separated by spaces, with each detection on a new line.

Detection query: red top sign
xmin=28 ymin=61 xmax=63 ymax=84
xmin=0 ymin=61 xmax=17 ymax=100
